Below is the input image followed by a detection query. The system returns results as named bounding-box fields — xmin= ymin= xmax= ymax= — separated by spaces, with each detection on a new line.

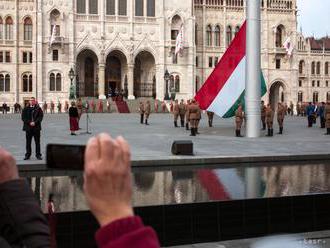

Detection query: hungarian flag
xmin=195 ymin=21 xmax=267 ymax=118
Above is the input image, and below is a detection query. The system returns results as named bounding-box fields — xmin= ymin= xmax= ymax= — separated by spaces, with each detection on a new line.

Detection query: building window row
xmin=0 ymin=51 xmax=11 ymax=63
xmin=0 ymin=73 xmax=10 ymax=92
xmin=208 ymin=56 xmax=219 ymax=68
xmin=205 ymin=24 xmax=240 ymax=47
xmin=22 ymin=74 xmax=33 ymax=92
xmin=298 ymin=91 xmax=330 ymax=103
xmin=169 ymin=74 xmax=180 ymax=93
xmin=311 ymin=80 xmax=330 ymax=88
xmin=311 ymin=61 xmax=329 ymax=75
xmin=0 ymin=16 xmax=32 ymax=41
xmin=76 ymin=0 xmax=155 ymax=17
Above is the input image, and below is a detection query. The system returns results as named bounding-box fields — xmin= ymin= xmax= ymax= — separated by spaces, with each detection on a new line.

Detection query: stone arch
xmin=275 ymin=24 xmax=286 ymax=47
xmin=134 ymin=51 xmax=156 ymax=98
xmin=269 ymin=80 xmax=288 ymax=110
xmin=133 ymin=46 xmax=157 ymax=65
xmin=76 ymin=49 xmax=99 ymax=97
xmin=75 ymin=45 xmax=102 ymax=63
xmin=105 ymin=49 xmax=128 ymax=97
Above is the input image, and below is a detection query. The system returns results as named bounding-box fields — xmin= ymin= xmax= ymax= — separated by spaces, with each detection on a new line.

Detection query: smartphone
xmin=47 ymin=144 xmax=86 ymax=170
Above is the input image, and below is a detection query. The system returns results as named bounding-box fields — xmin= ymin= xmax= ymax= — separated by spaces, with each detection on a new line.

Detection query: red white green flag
xmin=195 ymin=21 xmax=267 ymax=118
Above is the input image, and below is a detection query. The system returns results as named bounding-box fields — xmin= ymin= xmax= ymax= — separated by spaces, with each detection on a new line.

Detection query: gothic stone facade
xmin=0 ymin=0 xmax=329 ymax=107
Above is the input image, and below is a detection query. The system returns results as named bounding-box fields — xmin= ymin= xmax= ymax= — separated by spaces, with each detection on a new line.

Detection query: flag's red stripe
xmin=197 ymin=170 xmax=231 ymax=201
xmin=195 ymin=21 xmax=246 ymax=110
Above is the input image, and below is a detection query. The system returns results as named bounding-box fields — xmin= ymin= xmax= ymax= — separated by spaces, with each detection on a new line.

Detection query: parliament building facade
xmin=0 ymin=0 xmax=329 ymax=107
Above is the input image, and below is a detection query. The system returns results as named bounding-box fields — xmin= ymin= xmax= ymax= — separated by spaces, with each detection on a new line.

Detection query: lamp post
xmin=164 ymin=69 xmax=170 ymax=100
xmin=69 ymin=68 xmax=76 ymax=100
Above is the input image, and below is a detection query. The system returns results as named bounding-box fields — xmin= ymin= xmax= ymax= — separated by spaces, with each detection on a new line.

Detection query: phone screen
xmin=47 ymin=144 xmax=86 ymax=170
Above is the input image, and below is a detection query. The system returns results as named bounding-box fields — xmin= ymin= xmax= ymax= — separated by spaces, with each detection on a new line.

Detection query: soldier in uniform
xmin=139 ymin=101 xmax=145 ymax=124
xmin=50 ymin=101 xmax=55 ymax=114
xmin=154 ymin=100 xmax=159 ymax=113
xmin=173 ymin=100 xmax=180 ymax=127
xmin=261 ymin=101 xmax=266 ymax=130
xmin=144 ymin=100 xmax=151 ymax=125
xmin=266 ymin=103 xmax=274 ymax=137
xmin=179 ymin=99 xmax=186 ymax=127
xmin=188 ymin=99 xmax=199 ymax=136
xmin=42 ymin=101 xmax=48 ymax=114
xmin=185 ymin=100 xmax=191 ymax=130
xmin=325 ymin=101 xmax=330 ymax=135
xmin=235 ymin=105 xmax=244 ymax=137
xmin=207 ymin=111 xmax=214 ymax=127
xmin=57 ymin=101 xmax=62 ymax=113
xmin=196 ymin=102 xmax=202 ymax=134
xmin=277 ymin=102 xmax=286 ymax=134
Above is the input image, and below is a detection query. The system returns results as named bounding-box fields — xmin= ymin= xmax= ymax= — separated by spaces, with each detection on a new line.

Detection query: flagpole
xmin=245 ymin=0 xmax=261 ymax=138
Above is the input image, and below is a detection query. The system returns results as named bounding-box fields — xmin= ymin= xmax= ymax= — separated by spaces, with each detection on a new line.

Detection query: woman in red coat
xmin=69 ymin=102 xmax=79 ymax=135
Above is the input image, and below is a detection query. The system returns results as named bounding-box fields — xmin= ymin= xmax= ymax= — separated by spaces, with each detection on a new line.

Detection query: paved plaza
xmin=0 ymin=112 xmax=330 ymax=164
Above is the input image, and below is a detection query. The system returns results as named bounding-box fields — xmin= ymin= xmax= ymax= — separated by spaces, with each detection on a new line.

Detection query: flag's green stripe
xmin=222 ymin=72 xmax=267 ymax=118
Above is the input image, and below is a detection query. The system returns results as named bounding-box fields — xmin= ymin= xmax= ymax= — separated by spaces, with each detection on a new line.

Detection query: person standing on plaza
xmin=98 ymin=99 xmax=103 ymax=113
xmin=318 ymin=102 xmax=326 ymax=129
xmin=207 ymin=111 xmax=214 ymax=127
xmin=2 ymin=102 xmax=8 ymax=114
xmin=277 ymin=102 xmax=286 ymax=134
xmin=185 ymin=100 xmax=191 ymax=130
xmin=266 ymin=103 xmax=274 ymax=137
xmin=42 ymin=101 xmax=48 ymax=114
xmin=179 ymin=99 xmax=186 ymax=127
xmin=306 ymin=102 xmax=314 ymax=127
xmin=261 ymin=100 xmax=267 ymax=130
xmin=91 ymin=99 xmax=96 ymax=113
xmin=139 ymin=101 xmax=145 ymax=124
xmin=64 ymin=101 xmax=69 ymax=113
xmin=161 ymin=101 xmax=166 ymax=113
xmin=22 ymin=97 xmax=44 ymax=160
xmin=69 ymin=102 xmax=79 ymax=136
xmin=196 ymin=102 xmax=202 ymax=134
xmin=173 ymin=100 xmax=180 ymax=127
xmin=50 ymin=101 xmax=55 ymax=114
xmin=235 ymin=104 xmax=244 ymax=137
xmin=325 ymin=101 xmax=330 ymax=135
xmin=107 ymin=99 xmax=111 ymax=113
xmin=188 ymin=99 xmax=199 ymax=136
xmin=290 ymin=101 xmax=294 ymax=116
xmin=145 ymin=100 xmax=151 ymax=125
xmin=57 ymin=101 xmax=62 ymax=113
xmin=154 ymin=100 xmax=159 ymax=113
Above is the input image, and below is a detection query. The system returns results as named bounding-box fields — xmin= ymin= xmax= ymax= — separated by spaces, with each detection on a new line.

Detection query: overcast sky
xmin=297 ymin=0 xmax=330 ymax=38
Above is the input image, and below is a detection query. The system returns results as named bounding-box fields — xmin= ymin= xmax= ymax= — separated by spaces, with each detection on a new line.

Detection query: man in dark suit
xmin=21 ymin=97 xmax=44 ymax=160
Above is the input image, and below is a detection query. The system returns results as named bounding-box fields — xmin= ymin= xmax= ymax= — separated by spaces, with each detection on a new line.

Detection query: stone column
xmin=127 ymin=64 xmax=135 ymax=100
xmin=98 ymin=64 xmax=106 ymax=99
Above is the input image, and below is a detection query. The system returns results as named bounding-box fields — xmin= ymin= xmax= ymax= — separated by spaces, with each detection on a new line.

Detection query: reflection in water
xmin=27 ymin=162 xmax=330 ymax=213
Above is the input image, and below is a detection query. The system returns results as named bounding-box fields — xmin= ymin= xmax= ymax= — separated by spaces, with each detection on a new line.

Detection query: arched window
xmin=169 ymin=75 xmax=174 ymax=90
xmin=0 ymin=17 xmax=3 ymax=40
xmin=313 ymin=92 xmax=319 ymax=103
xmin=226 ymin=25 xmax=232 ymax=47
xmin=24 ymin=17 xmax=32 ymax=41
xmin=234 ymin=25 xmax=240 ymax=37
xmin=147 ymin=0 xmax=155 ymax=17
xmin=214 ymin=25 xmax=220 ymax=47
xmin=206 ymin=25 xmax=212 ymax=46
xmin=77 ymin=0 xmax=86 ymax=13
xmin=50 ymin=73 xmax=55 ymax=91
xmin=5 ymin=17 xmax=13 ymax=40
xmin=56 ymin=73 xmax=62 ymax=91
xmin=327 ymin=92 xmax=330 ymax=101
xmin=316 ymin=62 xmax=321 ymax=75
xmin=106 ymin=0 xmax=115 ymax=15
xmin=311 ymin=62 xmax=315 ymax=75
xmin=171 ymin=15 xmax=182 ymax=41
xmin=175 ymin=75 xmax=180 ymax=92
xmin=50 ymin=9 xmax=61 ymax=37
xmin=299 ymin=60 xmax=304 ymax=74
xmin=275 ymin=25 xmax=284 ymax=48
xmin=0 ymin=73 xmax=10 ymax=92
xmin=325 ymin=62 xmax=328 ymax=75
xmin=22 ymin=74 xmax=32 ymax=92
xmin=298 ymin=91 xmax=303 ymax=102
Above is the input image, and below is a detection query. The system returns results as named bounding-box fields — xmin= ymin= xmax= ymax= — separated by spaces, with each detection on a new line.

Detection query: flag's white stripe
xmin=214 ymin=169 xmax=245 ymax=199
xmin=207 ymin=56 xmax=246 ymax=117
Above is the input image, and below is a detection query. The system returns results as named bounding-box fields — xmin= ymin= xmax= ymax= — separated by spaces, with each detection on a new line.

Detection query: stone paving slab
xmin=0 ymin=113 xmax=329 ymax=164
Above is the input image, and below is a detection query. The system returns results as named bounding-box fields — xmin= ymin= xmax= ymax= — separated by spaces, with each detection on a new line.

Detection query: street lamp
xmin=69 ymin=68 xmax=76 ymax=100
xmin=164 ymin=69 xmax=170 ymax=100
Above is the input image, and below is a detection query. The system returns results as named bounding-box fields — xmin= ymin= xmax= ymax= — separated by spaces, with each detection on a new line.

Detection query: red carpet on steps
xmin=115 ymin=101 xmax=130 ymax=113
